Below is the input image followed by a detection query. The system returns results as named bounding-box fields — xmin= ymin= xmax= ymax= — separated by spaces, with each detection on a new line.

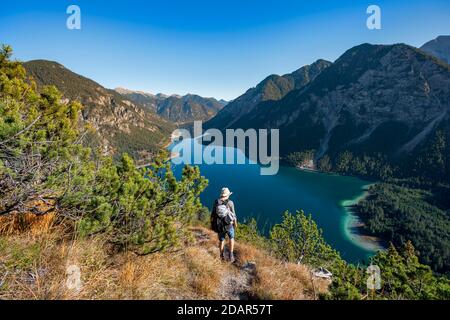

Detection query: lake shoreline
xmin=340 ymin=183 xmax=385 ymax=253
xmin=294 ymin=166 xmax=385 ymax=254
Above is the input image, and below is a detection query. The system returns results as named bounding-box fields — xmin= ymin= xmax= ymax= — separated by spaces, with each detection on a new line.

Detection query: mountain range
xmin=206 ymin=40 xmax=450 ymax=168
xmin=23 ymin=61 xmax=226 ymax=164
xmin=205 ymin=59 xmax=332 ymax=130
xmin=24 ymin=60 xmax=175 ymax=163
xmin=23 ymin=36 xmax=450 ymax=170
xmin=115 ymin=88 xmax=226 ymax=124
xmin=421 ymin=35 xmax=450 ymax=65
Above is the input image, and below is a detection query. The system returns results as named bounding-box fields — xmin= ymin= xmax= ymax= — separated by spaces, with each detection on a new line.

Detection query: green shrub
xmin=269 ymin=210 xmax=340 ymax=267
xmin=0 ymin=45 xmax=207 ymax=255
xmin=235 ymin=218 xmax=271 ymax=250
xmin=326 ymin=242 xmax=450 ymax=300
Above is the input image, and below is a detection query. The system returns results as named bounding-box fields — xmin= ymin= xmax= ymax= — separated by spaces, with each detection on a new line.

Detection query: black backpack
xmin=211 ymin=199 xmax=231 ymax=233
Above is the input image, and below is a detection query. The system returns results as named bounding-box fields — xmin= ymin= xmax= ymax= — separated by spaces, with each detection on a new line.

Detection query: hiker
xmin=211 ymin=187 xmax=238 ymax=262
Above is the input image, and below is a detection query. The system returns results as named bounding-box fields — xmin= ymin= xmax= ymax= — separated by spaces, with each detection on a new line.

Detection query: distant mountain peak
xmin=115 ymin=88 xmax=224 ymax=124
xmin=114 ymin=87 xmax=155 ymax=97
xmin=27 ymin=59 xmax=65 ymax=68
xmin=420 ymin=35 xmax=450 ymax=64
xmin=205 ymin=58 xmax=332 ymax=130
xmin=426 ymin=35 xmax=450 ymax=44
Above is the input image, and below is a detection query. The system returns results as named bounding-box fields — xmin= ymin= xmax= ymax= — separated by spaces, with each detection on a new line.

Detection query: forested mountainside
xmin=205 ymin=59 xmax=331 ymax=130
xmin=24 ymin=60 xmax=174 ymax=163
xmin=116 ymin=88 xmax=225 ymax=124
xmin=212 ymin=43 xmax=450 ymax=165
xmin=421 ymin=35 xmax=450 ymax=64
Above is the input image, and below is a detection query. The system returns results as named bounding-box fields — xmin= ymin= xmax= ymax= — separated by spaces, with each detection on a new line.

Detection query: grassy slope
xmin=0 ymin=221 xmax=329 ymax=300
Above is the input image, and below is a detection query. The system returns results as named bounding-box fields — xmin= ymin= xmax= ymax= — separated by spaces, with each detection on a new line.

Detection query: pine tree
xmin=1 ymin=45 xmax=207 ymax=254
xmin=269 ymin=210 xmax=340 ymax=267
xmin=0 ymin=44 xmax=85 ymax=217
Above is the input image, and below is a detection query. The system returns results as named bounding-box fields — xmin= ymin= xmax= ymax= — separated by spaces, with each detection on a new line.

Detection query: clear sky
xmin=1 ymin=0 xmax=449 ymax=100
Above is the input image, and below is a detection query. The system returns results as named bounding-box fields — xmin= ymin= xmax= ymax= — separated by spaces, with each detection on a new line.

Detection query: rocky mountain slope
xmin=421 ymin=35 xmax=450 ymax=65
xmin=114 ymin=87 xmax=168 ymax=112
xmin=210 ymin=43 xmax=450 ymax=163
xmin=205 ymin=59 xmax=331 ymax=130
xmin=24 ymin=60 xmax=174 ymax=162
xmin=116 ymin=88 xmax=225 ymax=124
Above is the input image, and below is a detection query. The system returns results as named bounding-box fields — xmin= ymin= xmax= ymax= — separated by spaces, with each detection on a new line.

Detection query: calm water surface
xmin=170 ymin=138 xmax=376 ymax=263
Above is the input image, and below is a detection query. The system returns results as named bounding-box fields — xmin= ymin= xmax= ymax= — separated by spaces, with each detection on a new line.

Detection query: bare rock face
xmin=421 ymin=35 xmax=450 ymax=65
xmin=115 ymin=87 xmax=161 ymax=112
xmin=24 ymin=60 xmax=174 ymax=161
xmin=213 ymin=43 xmax=450 ymax=161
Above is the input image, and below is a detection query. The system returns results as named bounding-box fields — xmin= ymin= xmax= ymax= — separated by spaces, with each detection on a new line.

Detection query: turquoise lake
xmin=170 ymin=137 xmax=379 ymax=264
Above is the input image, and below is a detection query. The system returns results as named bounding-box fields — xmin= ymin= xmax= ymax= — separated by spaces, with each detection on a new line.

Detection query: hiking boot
xmin=220 ymin=252 xmax=225 ymax=261
xmin=229 ymin=252 xmax=235 ymax=263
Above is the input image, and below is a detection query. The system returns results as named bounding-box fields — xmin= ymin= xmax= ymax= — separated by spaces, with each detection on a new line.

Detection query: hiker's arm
xmin=229 ymin=201 xmax=237 ymax=228
xmin=210 ymin=201 xmax=216 ymax=222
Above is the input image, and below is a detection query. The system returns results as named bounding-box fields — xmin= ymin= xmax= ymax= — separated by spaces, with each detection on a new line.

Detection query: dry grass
xmin=0 ymin=199 xmax=56 ymax=235
xmin=184 ymin=246 xmax=226 ymax=298
xmin=0 ymin=221 xmax=329 ymax=300
xmin=0 ymin=229 xmax=117 ymax=299
xmin=115 ymin=251 xmax=194 ymax=299
xmin=0 ymin=225 xmax=221 ymax=300
xmin=233 ymin=242 xmax=329 ymax=300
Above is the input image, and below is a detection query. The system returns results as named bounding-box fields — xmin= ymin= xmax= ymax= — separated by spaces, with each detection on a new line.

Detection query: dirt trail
xmin=189 ymin=226 xmax=330 ymax=300
xmin=190 ymin=228 xmax=256 ymax=300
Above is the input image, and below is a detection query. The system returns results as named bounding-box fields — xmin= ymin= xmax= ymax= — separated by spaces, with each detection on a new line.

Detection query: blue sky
xmin=1 ymin=1 xmax=449 ymax=100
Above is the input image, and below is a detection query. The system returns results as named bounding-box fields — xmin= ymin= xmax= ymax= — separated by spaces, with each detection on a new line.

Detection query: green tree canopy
xmin=270 ymin=210 xmax=340 ymax=267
